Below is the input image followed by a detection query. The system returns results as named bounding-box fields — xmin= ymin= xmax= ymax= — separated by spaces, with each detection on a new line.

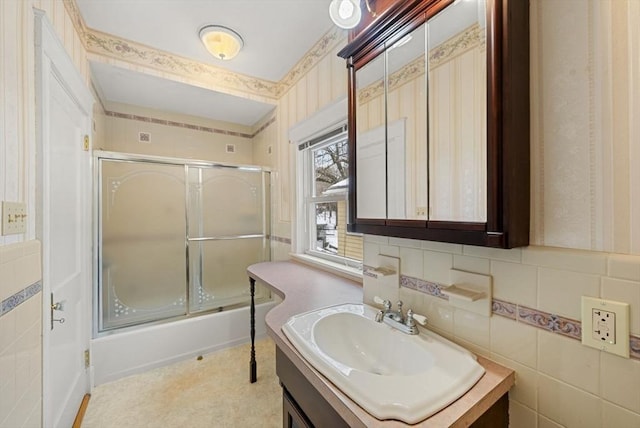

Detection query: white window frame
xmin=289 ymin=98 xmax=363 ymax=278
xmin=302 ymin=132 xmax=358 ymax=264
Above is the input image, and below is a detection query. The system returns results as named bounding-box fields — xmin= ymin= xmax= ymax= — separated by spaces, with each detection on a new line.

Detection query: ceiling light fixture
xmin=199 ymin=25 xmax=244 ymax=61
xmin=329 ymin=0 xmax=362 ymax=29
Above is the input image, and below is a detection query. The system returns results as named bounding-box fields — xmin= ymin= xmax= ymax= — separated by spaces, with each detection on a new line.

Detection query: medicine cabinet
xmin=338 ymin=0 xmax=529 ymax=248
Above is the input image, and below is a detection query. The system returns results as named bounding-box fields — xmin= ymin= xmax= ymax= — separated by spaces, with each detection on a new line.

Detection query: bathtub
xmin=90 ymin=299 xmax=277 ymax=386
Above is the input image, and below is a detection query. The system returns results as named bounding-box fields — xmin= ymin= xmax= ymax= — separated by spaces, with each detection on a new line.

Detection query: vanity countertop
xmin=248 ymin=260 xmax=515 ymax=428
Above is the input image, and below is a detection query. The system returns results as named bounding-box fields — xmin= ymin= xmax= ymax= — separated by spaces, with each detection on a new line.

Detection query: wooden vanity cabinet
xmin=276 ymin=346 xmax=508 ymax=427
xmin=277 ymin=348 xmax=350 ymax=428
xmin=338 ymin=0 xmax=530 ymax=249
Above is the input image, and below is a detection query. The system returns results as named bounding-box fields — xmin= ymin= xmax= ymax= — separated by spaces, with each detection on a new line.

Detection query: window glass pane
xmin=313 ymin=139 xmax=349 ymax=197
xmin=314 ymin=201 xmax=338 ymax=254
xmin=304 ymin=136 xmax=362 ymax=264
xmin=313 ymin=201 xmax=362 ymax=261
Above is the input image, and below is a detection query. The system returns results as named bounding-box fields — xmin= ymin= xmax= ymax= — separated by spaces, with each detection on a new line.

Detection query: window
xmin=299 ymin=129 xmax=362 ymax=267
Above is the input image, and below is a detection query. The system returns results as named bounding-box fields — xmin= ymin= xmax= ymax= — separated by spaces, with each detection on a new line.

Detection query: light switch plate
xmin=581 ymin=296 xmax=629 ymax=358
xmin=2 ymin=201 xmax=27 ymax=235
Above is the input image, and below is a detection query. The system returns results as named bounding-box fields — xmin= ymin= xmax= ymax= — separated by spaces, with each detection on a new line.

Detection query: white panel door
xmin=36 ymin=11 xmax=93 ymax=428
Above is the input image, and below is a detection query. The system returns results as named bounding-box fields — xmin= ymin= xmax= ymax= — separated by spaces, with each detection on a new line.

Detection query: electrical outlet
xmin=2 ymin=201 xmax=27 ymax=235
xmin=592 ymin=308 xmax=615 ymax=343
xmin=581 ymin=296 xmax=629 ymax=358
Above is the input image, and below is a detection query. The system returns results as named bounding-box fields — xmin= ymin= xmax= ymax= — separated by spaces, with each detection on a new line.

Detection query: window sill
xmin=289 ymin=253 xmax=363 ymax=284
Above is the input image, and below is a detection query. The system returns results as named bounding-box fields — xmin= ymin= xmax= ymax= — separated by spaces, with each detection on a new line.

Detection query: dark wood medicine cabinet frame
xmin=338 ymin=0 xmax=530 ymax=249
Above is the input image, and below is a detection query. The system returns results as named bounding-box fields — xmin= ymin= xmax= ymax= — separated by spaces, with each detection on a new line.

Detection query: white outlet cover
xmin=581 ymin=296 xmax=630 ymax=358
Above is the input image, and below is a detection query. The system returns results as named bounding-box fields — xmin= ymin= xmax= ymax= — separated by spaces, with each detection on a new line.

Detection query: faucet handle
xmin=406 ymin=309 xmax=428 ymax=326
xmin=373 ymin=296 xmax=392 ymax=310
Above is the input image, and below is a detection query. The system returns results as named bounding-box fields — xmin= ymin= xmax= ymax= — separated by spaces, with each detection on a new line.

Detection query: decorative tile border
xmin=400 ymin=275 xmax=449 ymax=300
xmin=104 ymin=111 xmax=276 ymax=140
xmin=0 ymin=282 xmax=42 ymax=318
xmin=631 ymin=335 xmax=640 ymax=360
xmin=492 ymin=298 xmax=517 ymax=320
xmin=398 ymin=274 xmax=639 ymax=360
xmin=517 ymin=306 xmax=582 ymax=340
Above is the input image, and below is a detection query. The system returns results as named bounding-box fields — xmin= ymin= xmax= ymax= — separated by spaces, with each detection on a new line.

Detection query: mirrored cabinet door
xmin=355 ymin=53 xmax=386 ymax=219
xmin=385 ymin=23 xmax=427 ymax=221
xmin=341 ymin=0 xmax=530 ymax=248
xmin=427 ymin=0 xmax=487 ymax=223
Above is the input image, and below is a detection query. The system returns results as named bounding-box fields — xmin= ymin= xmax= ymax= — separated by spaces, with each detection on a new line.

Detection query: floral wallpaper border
xmin=65 ymin=0 xmax=345 ymax=104
xmin=358 ymin=23 xmax=484 ymax=105
xmin=84 ymin=30 xmax=279 ymax=100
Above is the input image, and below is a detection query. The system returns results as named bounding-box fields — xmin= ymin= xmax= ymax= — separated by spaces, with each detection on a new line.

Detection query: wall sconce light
xmin=199 ymin=25 xmax=244 ymax=61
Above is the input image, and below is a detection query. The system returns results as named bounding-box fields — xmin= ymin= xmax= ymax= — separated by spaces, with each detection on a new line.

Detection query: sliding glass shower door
xmin=99 ymin=160 xmax=187 ymax=330
xmin=97 ymin=153 xmax=270 ymax=333
xmin=187 ymin=166 xmax=270 ymax=313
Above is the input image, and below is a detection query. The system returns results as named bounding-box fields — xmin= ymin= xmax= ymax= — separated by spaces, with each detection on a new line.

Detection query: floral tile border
xmin=0 ymin=282 xmax=42 ymax=318
xmin=517 ymin=306 xmax=582 ymax=340
xmin=399 ymin=274 xmax=639 ymax=360
xmin=104 ymin=111 xmax=276 ymax=139
xmin=631 ymin=335 xmax=640 ymax=360
xmin=492 ymin=298 xmax=517 ymax=320
xmin=399 ymin=275 xmax=449 ymax=300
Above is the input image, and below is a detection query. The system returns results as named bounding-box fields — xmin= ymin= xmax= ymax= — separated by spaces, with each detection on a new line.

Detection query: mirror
xmin=386 ymin=24 xmax=427 ymax=220
xmin=341 ymin=0 xmax=529 ymax=248
xmin=427 ymin=0 xmax=486 ymax=222
xmin=355 ymin=54 xmax=386 ymax=219
xmin=353 ymin=0 xmax=486 ymax=222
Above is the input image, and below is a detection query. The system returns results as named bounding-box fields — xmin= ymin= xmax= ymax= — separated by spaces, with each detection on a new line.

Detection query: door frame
xmin=35 ymin=9 xmax=94 ymax=427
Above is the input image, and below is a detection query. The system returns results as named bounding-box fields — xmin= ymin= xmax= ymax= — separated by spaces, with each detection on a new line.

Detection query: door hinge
xmin=84 ymin=349 xmax=90 ymax=368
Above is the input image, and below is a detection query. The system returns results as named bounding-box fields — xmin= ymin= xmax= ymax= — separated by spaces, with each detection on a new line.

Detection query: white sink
xmin=282 ymin=303 xmax=485 ymax=424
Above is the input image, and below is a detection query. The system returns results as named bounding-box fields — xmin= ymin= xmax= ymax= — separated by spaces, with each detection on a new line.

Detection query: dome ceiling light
xmin=199 ymin=25 xmax=244 ymax=61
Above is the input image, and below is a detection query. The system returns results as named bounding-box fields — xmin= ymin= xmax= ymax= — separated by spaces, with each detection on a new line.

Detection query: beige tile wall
xmin=363 ymin=237 xmax=640 ymax=427
xmin=0 ymin=240 xmax=42 ymax=428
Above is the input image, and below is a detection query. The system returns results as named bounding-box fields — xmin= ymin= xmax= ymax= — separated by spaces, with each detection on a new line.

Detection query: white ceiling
xmin=90 ymin=62 xmax=276 ymax=126
xmin=77 ymin=0 xmax=336 ymax=126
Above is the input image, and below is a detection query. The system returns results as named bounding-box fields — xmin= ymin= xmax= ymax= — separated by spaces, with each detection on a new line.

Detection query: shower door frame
xmin=93 ymin=150 xmax=271 ymax=337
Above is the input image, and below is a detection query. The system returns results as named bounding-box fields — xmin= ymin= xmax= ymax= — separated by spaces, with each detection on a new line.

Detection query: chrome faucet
xmin=373 ymin=297 xmax=427 ymax=335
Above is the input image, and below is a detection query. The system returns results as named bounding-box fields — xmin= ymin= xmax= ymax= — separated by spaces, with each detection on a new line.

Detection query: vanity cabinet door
xmin=340 ymin=0 xmax=529 ymax=248
xmin=283 ymin=389 xmax=312 ymax=428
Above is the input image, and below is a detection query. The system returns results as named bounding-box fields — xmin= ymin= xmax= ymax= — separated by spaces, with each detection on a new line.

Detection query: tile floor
xmin=82 ymin=338 xmax=281 ymax=428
